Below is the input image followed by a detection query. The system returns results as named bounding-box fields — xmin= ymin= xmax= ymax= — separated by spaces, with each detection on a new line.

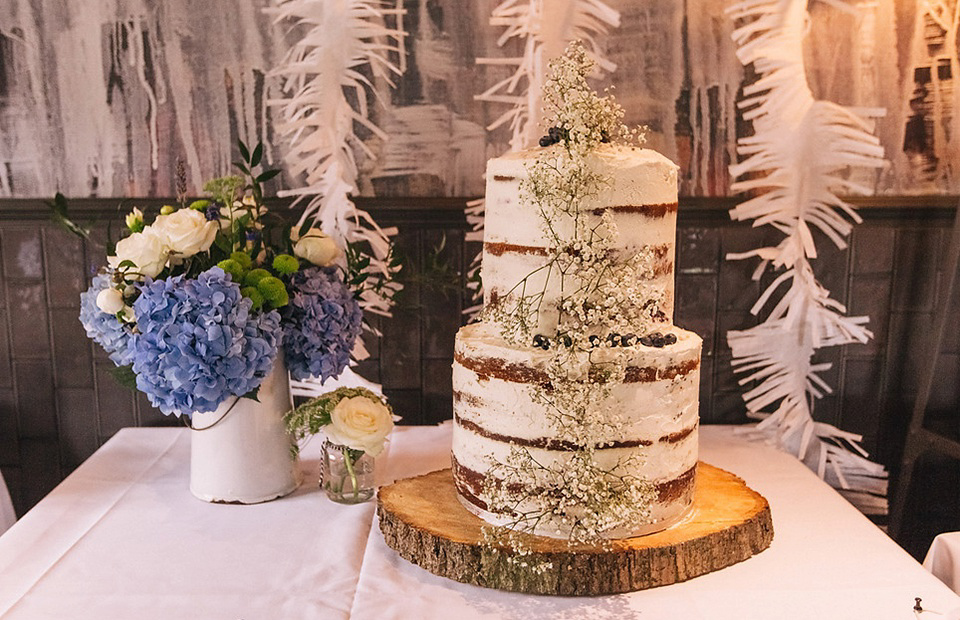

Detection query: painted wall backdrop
xmin=0 ymin=0 xmax=957 ymax=201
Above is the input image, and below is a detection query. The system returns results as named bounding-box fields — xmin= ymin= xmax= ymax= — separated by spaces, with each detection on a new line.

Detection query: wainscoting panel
xmin=0 ymin=197 xmax=955 ymax=518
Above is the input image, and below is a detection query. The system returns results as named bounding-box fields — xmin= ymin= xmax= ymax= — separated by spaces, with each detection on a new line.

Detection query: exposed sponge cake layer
xmin=482 ymin=145 xmax=680 ymax=333
xmin=451 ymin=322 xmax=701 ymax=539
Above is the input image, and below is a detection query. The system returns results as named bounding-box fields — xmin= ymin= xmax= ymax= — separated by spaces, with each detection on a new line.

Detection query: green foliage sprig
xmin=386 ymin=234 xmax=462 ymax=310
xmin=344 ymin=239 xmax=403 ymax=308
xmin=48 ymin=193 xmax=93 ymax=241
xmin=234 ymin=139 xmax=281 ymax=205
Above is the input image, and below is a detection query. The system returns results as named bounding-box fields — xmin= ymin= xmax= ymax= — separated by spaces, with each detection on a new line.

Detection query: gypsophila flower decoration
xmin=59 ymin=139 xmax=396 ymax=504
xmin=469 ymin=42 xmax=666 ymax=564
xmin=285 ymin=387 xmax=396 ymax=504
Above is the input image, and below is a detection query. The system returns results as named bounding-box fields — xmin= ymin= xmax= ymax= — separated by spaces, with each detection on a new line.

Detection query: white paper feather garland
xmin=267 ymin=0 xmax=405 ymax=318
xmin=476 ymin=0 xmax=620 ymax=152
xmin=726 ymin=0 xmax=888 ymax=509
xmin=467 ymin=0 xmax=621 ymax=313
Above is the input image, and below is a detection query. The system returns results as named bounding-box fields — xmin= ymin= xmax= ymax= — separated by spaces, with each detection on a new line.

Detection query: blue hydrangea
xmin=281 ymin=267 xmax=363 ymax=381
xmin=129 ymin=267 xmax=282 ymax=416
xmin=78 ymin=273 xmax=133 ymax=366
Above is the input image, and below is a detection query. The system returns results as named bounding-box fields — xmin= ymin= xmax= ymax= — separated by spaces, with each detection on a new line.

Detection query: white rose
xmin=118 ymin=305 xmax=135 ymax=323
xmin=293 ymin=229 xmax=339 ymax=267
xmin=108 ymin=228 xmax=169 ymax=279
xmin=325 ymin=396 xmax=394 ymax=457
xmin=95 ymin=287 xmax=125 ymax=314
xmin=152 ymin=209 xmax=218 ymax=258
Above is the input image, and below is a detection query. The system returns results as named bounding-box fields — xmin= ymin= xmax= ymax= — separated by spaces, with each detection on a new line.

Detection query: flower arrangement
xmin=74 ymin=141 xmax=374 ymax=418
xmin=284 ymin=387 xmax=396 ymax=502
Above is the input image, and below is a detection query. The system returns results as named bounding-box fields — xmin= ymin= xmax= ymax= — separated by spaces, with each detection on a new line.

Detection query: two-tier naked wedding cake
xmin=447 ymin=42 xmax=702 ymax=541
xmin=378 ymin=45 xmax=770 ymax=595
xmin=451 ymin=143 xmax=702 ymax=539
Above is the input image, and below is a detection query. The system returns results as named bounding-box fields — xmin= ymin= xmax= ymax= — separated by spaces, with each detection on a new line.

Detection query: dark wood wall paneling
xmin=0 ymin=196 xmax=957 ymax=519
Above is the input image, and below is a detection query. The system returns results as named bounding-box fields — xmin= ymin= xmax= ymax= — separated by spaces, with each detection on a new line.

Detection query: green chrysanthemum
xmin=216 ymin=259 xmax=244 ymax=283
xmin=272 ymin=254 xmax=299 ymax=276
xmin=243 ymin=268 xmax=271 ymax=288
xmin=230 ymin=251 xmax=253 ymax=271
xmin=257 ymin=276 xmax=289 ymax=308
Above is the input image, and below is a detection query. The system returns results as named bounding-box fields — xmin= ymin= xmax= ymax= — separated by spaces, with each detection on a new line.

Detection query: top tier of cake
xmin=482 ymin=144 xmax=680 ymax=334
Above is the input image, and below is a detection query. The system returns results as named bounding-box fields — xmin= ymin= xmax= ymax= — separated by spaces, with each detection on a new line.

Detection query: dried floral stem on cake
xmin=478 ymin=43 xmax=660 ymax=558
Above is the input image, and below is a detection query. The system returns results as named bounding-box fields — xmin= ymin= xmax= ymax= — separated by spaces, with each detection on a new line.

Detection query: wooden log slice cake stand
xmin=377 ymin=462 xmax=773 ymax=596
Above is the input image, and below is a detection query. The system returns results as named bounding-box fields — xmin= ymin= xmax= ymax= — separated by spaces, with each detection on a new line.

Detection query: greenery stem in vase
xmin=343 ymin=447 xmax=360 ymax=500
xmin=323 ymin=443 xmax=373 ymax=503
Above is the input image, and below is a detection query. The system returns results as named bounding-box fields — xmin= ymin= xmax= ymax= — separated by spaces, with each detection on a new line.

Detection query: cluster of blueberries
xmin=538 ymin=126 xmax=611 ymax=147
xmin=531 ymin=331 xmax=678 ymax=351
xmin=637 ymin=332 xmax=677 ymax=348
xmin=538 ymin=126 xmax=568 ymax=147
xmin=532 ymin=333 xmax=571 ymax=350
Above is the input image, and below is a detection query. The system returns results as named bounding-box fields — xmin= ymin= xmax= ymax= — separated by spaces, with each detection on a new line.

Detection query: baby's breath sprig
xmin=481 ymin=445 xmax=657 ymax=547
xmin=540 ymin=42 xmax=646 ymax=155
xmin=478 ymin=42 xmax=662 ymax=551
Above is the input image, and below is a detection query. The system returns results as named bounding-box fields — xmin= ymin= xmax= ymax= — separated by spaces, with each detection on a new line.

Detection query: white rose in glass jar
xmin=293 ymin=228 xmax=339 ymax=267
xmin=152 ymin=208 xmax=218 ymax=258
xmin=325 ymin=396 xmax=394 ymax=457
xmin=107 ymin=228 xmax=169 ymax=279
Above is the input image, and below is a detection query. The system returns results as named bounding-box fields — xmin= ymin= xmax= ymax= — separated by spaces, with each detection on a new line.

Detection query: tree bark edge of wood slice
xmin=376 ymin=462 xmax=773 ymax=596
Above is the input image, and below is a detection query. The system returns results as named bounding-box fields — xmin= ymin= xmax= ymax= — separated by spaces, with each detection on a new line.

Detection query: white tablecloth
xmin=926 ymin=533 xmax=960 ymax=594
xmin=0 ymin=424 xmax=956 ymax=619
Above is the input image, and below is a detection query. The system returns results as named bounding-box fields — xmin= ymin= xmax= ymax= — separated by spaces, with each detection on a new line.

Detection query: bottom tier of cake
xmin=451 ymin=322 xmax=702 ymax=539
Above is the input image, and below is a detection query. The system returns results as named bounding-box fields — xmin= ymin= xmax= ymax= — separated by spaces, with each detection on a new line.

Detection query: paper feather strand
xmin=467 ymin=0 xmax=620 ymax=315
xmin=726 ymin=0 xmax=888 ymax=511
xmin=267 ymin=0 xmax=405 ymax=318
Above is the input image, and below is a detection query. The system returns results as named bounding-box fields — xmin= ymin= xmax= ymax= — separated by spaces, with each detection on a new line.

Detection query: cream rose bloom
xmin=293 ymin=228 xmax=339 ymax=267
xmin=108 ymin=228 xmax=169 ymax=279
xmin=325 ymin=396 xmax=393 ymax=456
xmin=152 ymin=208 xmax=218 ymax=258
xmin=95 ymin=287 xmax=125 ymax=314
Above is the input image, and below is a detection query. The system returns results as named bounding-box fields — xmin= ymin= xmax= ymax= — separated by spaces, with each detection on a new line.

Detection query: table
xmin=0 ymin=424 xmax=956 ymax=619
xmin=925 ymin=533 xmax=960 ymax=594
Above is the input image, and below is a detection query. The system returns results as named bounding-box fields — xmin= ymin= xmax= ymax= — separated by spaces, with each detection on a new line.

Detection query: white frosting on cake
xmin=452 ymin=142 xmax=700 ymax=540
xmin=453 ymin=322 xmax=700 ymax=445
xmin=483 ymin=144 xmax=679 ymax=333
xmin=452 ymin=322 xmax=700 ymax=538
xmin=484 ymin=144 xmax=679 ymax=222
